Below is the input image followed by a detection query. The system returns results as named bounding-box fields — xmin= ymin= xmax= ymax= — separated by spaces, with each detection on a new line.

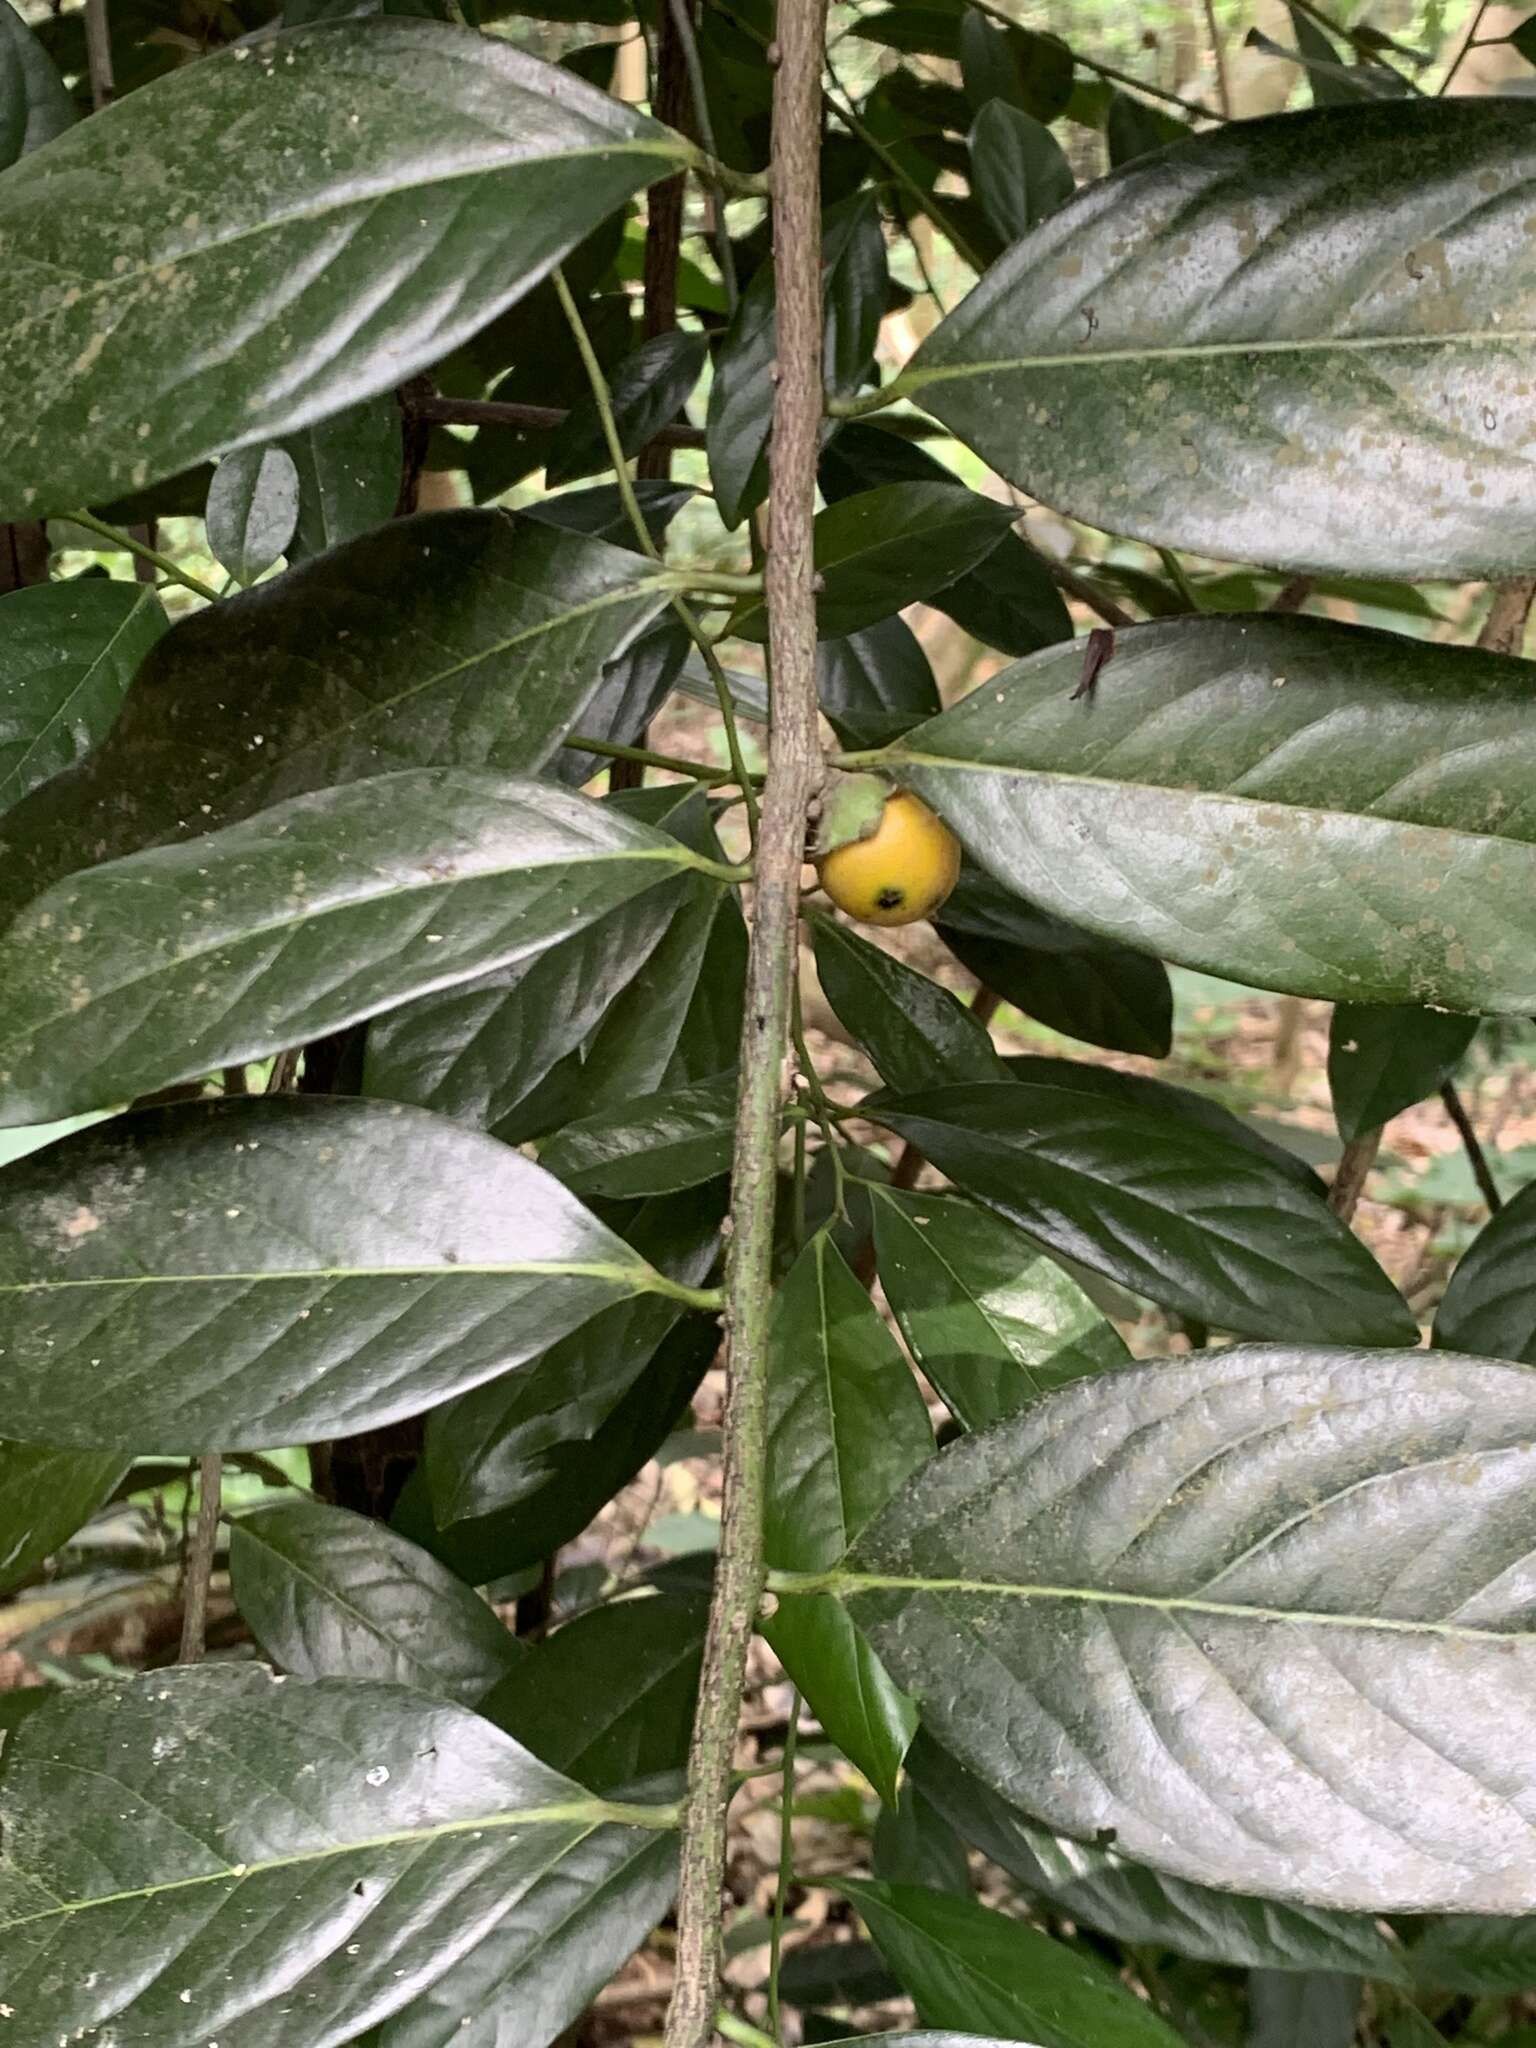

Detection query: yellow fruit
xmin=817 ymin=790 xmax=961 ymax=928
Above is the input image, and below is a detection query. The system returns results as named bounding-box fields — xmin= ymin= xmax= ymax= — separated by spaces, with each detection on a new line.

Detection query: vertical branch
xmin=638 ymin=0 xmax=691 ymax=484
xmin=177 ymin=1454 xmax=222 ymax=1664
xmin=662 ymin=0 xmax=826 ymax=2038
xmin=1477 ymin=576 xmax=1536 ymax=656
xmin=1329 ymin=1129 xmax=1382 ymax=1224
xmin=84 ymin=0 xmax=114 ymax=109
xmin=1200 ymin=0 xmax=1232 ymax=117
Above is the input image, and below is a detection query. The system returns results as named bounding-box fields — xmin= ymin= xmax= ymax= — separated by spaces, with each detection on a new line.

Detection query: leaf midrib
xmin=0 ymin=1258 xmax=650 ymax=1295
xmin=891 ymin=746 xmax=1536 ymax=855
xmin=0 ymin=1789 xmax=676 ymax=1934
xmin=813 ymin=1568 xmax=1533 ymax=1645
xmin=3 ymin=588 xmax=160 ymax=800
xmin=905 ymin=322 xmax=1536 ymax=391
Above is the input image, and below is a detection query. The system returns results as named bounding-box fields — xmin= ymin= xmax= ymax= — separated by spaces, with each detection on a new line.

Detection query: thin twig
xmin=1328 ymin=1129 xmax=1382 ymax=1224
xmin=766 ymin=1694 xmax=801 ymax=2041
xmin=83 ymin=0 xmax=114 ymax=107
xmin=965 ymin=0 xmax=1224 ymax=119
xmin=1439 ymin=0 xmax=1492 ymax=92
xmin=64 ymin=508 xmax=222 ymax=603
xmin=177 ymin=1455 xmax=222 ymax=1665
xmin=1476 ymin=576 xmax=1536 ymax=656
xmin=1440 ymin=1080 xmax=1503 ymax=1213
xmin=1050 ymin=560 xmax=1137 ymax=630
xmin=1201 ymin=0 xmax=1233 ymax=116
xmin=552 ymin=269 xmax=761 ymax=832
xmin=662 ymin=0 xmax=827 ymax=2034
xmin=1270 ymin=574 xmax=1314 ymax=613
xmin=666 ymin=0 xmax=740 ymax=317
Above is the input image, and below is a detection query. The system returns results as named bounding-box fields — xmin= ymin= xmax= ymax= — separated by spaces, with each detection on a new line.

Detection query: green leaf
xmin=958 ymin=10 xmax=1074 ymax=122
xmin=1249 ymin=1973 xmax=1361 ymax=2048
xmin=818 ymin=617 xmax=943 ymax=751
xmin=1328 ymin=1005 xmax=1478 ymax=1142
xmin=873 ymin=1780 xmax=972 ymax=1897
xmin=968 ymin=100 xmax=1074 ymax=242
xmin=547 ymin=327 xmax=707 ymax=485
xmin=0 ymin=1094 xmax=682 ymax=1451
xmin=1410 ymin=1914 xmax=1536 ymax=1992
xmin=819 ymin=423 xmax=1071 ymax=657
xmin=0 ymin=1665 xmax=676 ymax=2046
xmin=281 ymin=397 xmax=401 ymax=560
xmin=229 ymin=1500 xmax=523 ymax=1702
xmin=539 ymin=1070 xmax=741 ymax=1198
xmin=0 ymin=21 xmax=688 ymax=517
xmin=361 ymin=788 xmax=711 ymax=1142
xmin=870 ymin=1186 xmax=1129 ymax=1429
xmin=935 ymin=863 xmax=1172 ymax=1058
xmin=841 ymin=1878 xmax=1183 ymax=2047
xmin=0 ymin=768 xmax=715 ymax=1124
xmin=1434 ymin=1179 xmax=1536 ymax=1360
xmin=0 ymin=509 xmax=673 ymax=929
xmin=523 ymin=477 xmax=695 ymax=547
xmin=762 ymin=1232 xmax=932 ymax=1801
xmin=812 ymin=915 xmax=1007 ymax=1095
xmin=706 ymin=194 xmax=889 ymax=530
xmin=881 ymin=613 xmax=1536 ymax=1012
xmin=205 ymin=445 xmax=300 ymax=586
xmin=0 ymin=1440 xmax=127 ymax=1596
xmin=733 ymin=483 xmax=1015 ymax=642
xmin=872 ymin=1073 xmax=1412 ymax=1343
xmin=838 ymin=1346 xmax=1536 ymax=1915
xmin=424 ymin=1183 xmax=723 ymax=1523
xmin=1104 ymin=90 xmax=1189 ymax=165
xmin=1514 ymin=11 xmax=1536 ymax=65
xmin=853 ymin=6 xmax=963 ymax=57
xmin=906 ymin=1733 xmax=1405 ymax=1978
xmin=907 ymin=99 xmax=1536 ymax=578
xmin=553 ymin=619 xmax=693 ymax=792
xmin=0 ymin=579 xmax=165 ymax=816
xmin=408 ymin=1307 xmax=720 ymax=1576
xmin=0 ymin=0 xmax=73 ymax=169
xmin=482 ymin=1592 xmax=706 ymax=1789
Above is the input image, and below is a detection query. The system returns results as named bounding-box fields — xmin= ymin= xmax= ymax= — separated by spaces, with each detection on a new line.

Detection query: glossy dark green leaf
xmin=819 ymin=423 xmax=1072 ymax=657
xmin=870 ymin=1186 xmax=1128 ymax=1429
xmin=1249 ymin=1972 xmax=1360 ymax=2048
xmin=361 ymin=788 xmax=710 ymax=1142
xmin=552 ymin=618 xmax=691 ymax=791
xmin=281 ymin=397 xmax=401 ymax=560
xmin=817 ymin=617 xmax=942 ymax=751
xmin=706 ymin=195 xmax=888 ymax=530
xmin=0 ymin=22 xmax=689 ymax=517
xmin=539 ymin=1070 xmax=740 ymax=1198
xmin=873 ymin=1779 xmax=972 ymax=1897
xmin=872 ymin=1073 xmax=1410 ymax=1342
xmin=229 ymin=1500 xmax=522 ymax=1701
xmin=0 ymin=1440 xmax=127 ymax=1596
xmin=0 ymin=0 xmax=73 ymax=169
xmin=880 ymin=613 xmax=1536 ymax=1013
xmin=842 ymin=1879 xmax=1183 ymax=2047
xmin=853 ymin=6 xmax=962 ymax=57
xmin=1328 ymin=1004 xmax=1478 ymax=1142
xmin=377 ymin=1819 xmax=674 ymax=2048
xmin=0 ymin=510 xmax=672 ymax=929
xmin=838 ymin=1346 xmax=1536 ymax=1914
xmin=464 ymin=290 xmax=635 ymax=501
xmin=547 ymin=328 xmax=707 ymax=485
xmin=205 ymin=445 xmax=300 ymax=586
xmin=0 ymin=579 xmax=165 ymax=816
xmin=763 ymin=1232 xmax=931 ymax=1801
xmin=482 ymin=1592 xmax=706 ymax=1790
xmin=813 ymin=916 xmax=1006 ymax=1095
xmin=958 ymin=10 xmax=1074 ymax=122
xmin=1104 ymin=91 xmax=1189 ymax=165
xmin=411 ymin=1306 xmax=720 ymax=1576
xmin=0 ymin=768 xmax=718 ymax=1123
xmin=907 ymin=99 xmax=1536 ymax=578
xmin=968 ymin=101 xmax=1073 ymax=243
xmin=733 ymin=483 xmax=1015 ymax=643
xmin=424 ymin=1183 xmax=723 ymax=1523
xmin=0 ymin=1094 xmax=688 ymax=1451
xmin=906 ymin=1733 xmax=1405 ymax=1978
xmin=1434 ymin=1179 xmax=1536 ymax=1360
xmin=936 ymin=863 xmax=1172 ymax=1058
xmin=1410 ymin=1913 xmax=1536 ymax=1992
xmin=523 ymin=477 xmax=694 ymax=547
xmin=0 ymin=1665 xmax=676 ymax=2047
xmin=1513 ymin=10 xmax=1536 ymax=64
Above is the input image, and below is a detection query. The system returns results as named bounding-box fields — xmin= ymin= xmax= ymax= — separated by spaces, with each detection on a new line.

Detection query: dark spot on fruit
xmin=876 ymin=886 xmax=905 ymax=910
